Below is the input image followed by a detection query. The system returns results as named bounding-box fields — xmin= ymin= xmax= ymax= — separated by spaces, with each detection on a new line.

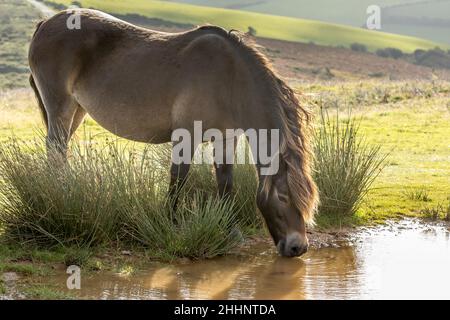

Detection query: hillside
xmin=169 ymin=0 xmax=450 ymax=45
xmin=44 ymin=0 xmax=449 ymax=53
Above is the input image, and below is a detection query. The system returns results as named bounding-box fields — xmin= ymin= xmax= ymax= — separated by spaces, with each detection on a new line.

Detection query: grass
xmin=313 ymin=108 xmax=387 ymax=219
xmin=0 ymin=80 xmax=448 ymax=263
xmin=420 ymin=202 xmax=450 ymax=221
xmin=1 ymin=81 xmax=448 ymax=228
xmin=172 ymin=0 xmax=450 ymax=45
xmin=168 ymin=1 xmax=420 ymax=26
xmin=23 ymin=284 xmax=75 ymax=299
xmin=0 ymin=279 xmax=5 ymax=295
xmin=44 ymin=0 xmax=449 ymax=53
xmin=0 ymin=262 xmax=50 ymax=277
xmin=124 ymin=192 xmax=243 ymax=260
xmin=402 ymin=186 xmax=431 ymax=202
xmin=302 ymin=81 xmax=450 ymax=223
xmin=0 ymin=133 xmax=257 ymax=258
xmin=0 ymin=80 xmax=448 ymax=299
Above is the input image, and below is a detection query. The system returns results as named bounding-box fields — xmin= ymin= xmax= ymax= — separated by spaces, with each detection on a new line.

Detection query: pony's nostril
xmin=289 ymin=244 xmax=307 ymax=256
xmin=290 ymin=245 xmax=300 ymax=255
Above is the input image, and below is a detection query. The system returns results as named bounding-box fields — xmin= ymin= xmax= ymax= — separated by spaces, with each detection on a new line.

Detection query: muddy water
xmin=49 ymin=219 xmax=450 ymax=299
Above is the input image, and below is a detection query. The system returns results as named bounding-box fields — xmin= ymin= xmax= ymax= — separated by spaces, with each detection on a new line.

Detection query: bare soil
xmin=137 ymin=21 xmax=450 ymax=83
xmin=257 ymin=37 xmax=450 ymax=82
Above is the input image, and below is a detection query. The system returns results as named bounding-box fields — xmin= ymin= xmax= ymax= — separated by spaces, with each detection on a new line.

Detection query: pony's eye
xmin=277 ymin=193 xmax=289 ymax=203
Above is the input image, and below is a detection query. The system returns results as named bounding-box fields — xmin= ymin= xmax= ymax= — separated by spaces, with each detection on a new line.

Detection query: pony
xmin=28 ymin=9 xmax=318 ymax=257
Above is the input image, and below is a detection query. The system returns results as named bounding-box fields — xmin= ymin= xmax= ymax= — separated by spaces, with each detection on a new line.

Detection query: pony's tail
xmin=29 ymin=20 xmax=48 ymax=131
xmin=29 ymin=74 xmax=48 ymax=131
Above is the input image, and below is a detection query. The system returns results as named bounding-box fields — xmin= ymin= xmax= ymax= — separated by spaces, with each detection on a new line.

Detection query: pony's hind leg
xmin=44 ymin=95 xmax=80 ymax=161
xmin=214 ymin=163 xmax=234 ymax=197
xmin=70 ymin=105 xmax=87 ymax=137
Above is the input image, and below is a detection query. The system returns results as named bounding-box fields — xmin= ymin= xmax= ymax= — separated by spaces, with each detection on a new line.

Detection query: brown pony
xmin=28 ymin=9 xmax=318 ymax=257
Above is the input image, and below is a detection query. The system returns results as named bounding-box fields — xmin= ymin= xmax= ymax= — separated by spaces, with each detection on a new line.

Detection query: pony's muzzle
xmin=277 ymin=232 xmax=308 ymax=257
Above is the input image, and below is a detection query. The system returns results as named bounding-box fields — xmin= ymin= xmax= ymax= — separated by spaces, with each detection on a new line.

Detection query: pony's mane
xmin=213 ymin=28 xmax=319 ymax=223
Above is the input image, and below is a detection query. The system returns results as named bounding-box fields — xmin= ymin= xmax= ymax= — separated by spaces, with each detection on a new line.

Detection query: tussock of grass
xmin=0 ymin=279 xmax=5 ymax=295
xmin=124 ymin=192 xmax=242 ymax=259
xmin=0 ymin=139 xmax=125 ymax=247
xmin=23 ymin=284 xmax=75 ymax=300
xmin=313 ymin=108 xmax=387 ymax=217
xmin=0 ymin=262 xmax=50 ymax=276
xmin=0 ymin=136 xmax=252 ymax=258
xmin=402 ymin=187 xmax=432 ymax=202
xmin=420 ymin=202 xmax=450 ymax=220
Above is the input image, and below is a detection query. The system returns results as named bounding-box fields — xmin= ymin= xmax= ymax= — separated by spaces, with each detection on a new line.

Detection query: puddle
xmin=10 ymin=219 xmax=450 ymax=299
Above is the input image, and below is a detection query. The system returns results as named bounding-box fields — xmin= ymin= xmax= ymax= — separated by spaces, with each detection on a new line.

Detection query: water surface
xmin=47 ymin=219 xmax=450 ymax=299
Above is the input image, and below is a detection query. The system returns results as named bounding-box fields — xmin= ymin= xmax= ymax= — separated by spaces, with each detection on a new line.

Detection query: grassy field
xmin=301 ymin=81 xmax=450 ymax=225
xmin=2 ymin=81 xmax=449 ymax=224
xmin=170 ymin=0 xmax=450 ymax=44
xmin=169 ymin=0 xmax=418 ymax=25
xmin=44 ymin=0 xmax=449 ymax=53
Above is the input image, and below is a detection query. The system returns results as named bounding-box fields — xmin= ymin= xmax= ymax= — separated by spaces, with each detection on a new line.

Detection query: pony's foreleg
xmin=168 ymin=140 xmax=197 ymax=211
xmin=214 ymin=163 xmax=234 ymax=197
xmin=214 ymin=137 xmax=236 ymax=197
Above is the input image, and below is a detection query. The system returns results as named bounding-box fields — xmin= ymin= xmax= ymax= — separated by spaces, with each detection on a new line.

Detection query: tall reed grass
xmin=0 ymin=136 xmax=252 ymax=257
xmin=313 ymin=108 xmax=387 ymax=217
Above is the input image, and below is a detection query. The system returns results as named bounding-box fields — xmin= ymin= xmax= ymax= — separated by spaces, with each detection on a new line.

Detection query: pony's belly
xmin=89 ymin=114 xmax=172 ymax=144
xmin=75 ymin=96 xmax=172 ymax=144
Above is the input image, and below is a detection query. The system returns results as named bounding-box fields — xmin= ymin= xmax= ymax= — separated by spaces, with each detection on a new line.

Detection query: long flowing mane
xmin=216 ymin=28 xmax=319 ymax=223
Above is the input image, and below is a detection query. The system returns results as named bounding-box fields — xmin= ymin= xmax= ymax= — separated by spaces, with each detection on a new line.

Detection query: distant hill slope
xmin=167 ymin=0 xmax=417 ymax=26
xmin=45 ymin=0 xmax=448 ymax=53
xmin=170 ymin=0 xmax=450 ymax=45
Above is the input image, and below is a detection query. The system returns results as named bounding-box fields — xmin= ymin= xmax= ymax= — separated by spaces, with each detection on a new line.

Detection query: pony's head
xmin=257 ymin=160 xmax=316 ymax=257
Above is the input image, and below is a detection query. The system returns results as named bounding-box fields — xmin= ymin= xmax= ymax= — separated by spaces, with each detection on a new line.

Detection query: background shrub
xmin=350 ymin=43 xmax=367 ymax=52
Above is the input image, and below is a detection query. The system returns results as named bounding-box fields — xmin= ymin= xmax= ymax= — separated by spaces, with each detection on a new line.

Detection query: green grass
xmin=124 ymin=192 xmax=243 ymax=260
xmin=172 ymin=1 xmax=450 ymax=45
xmin=0 ymin=133 xmax=256 ymax=258
xmin=0 ymin=262 xmax=51 ymax=277
xmin=420 ymin=202 xmax=450 ymax=221
xmin=0 ymin=81 xmax=448 ymax=265
xmin=23 ymin=284 xmax=75 ymax=299
xmin=2 ymin=80 xmax=449 ymax=228
xmin=153 ymin=1 xmax=424 ymax=27
xmin=0 ymin=80 xmax=448 ymax=300
xmin=302 ymin=81 xmax=450 ymax=223
xmin=45 ymin=0 xmax=449 ymax=53
xmin=402 ymin=186 xmax=432 ymax=202
xmin=0 ymin=279 xmax=5 ymax=295
xmin=313 ymin=108 xmax=387 ymax=218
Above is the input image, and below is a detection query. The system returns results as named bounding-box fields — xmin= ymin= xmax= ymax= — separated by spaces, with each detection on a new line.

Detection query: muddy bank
xmin=235 ymin=227 xmax=353 ymax=256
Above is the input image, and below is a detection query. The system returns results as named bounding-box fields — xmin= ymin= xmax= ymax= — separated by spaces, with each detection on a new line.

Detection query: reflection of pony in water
xmin=28 ymin=9 xmax=318 ymax=256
